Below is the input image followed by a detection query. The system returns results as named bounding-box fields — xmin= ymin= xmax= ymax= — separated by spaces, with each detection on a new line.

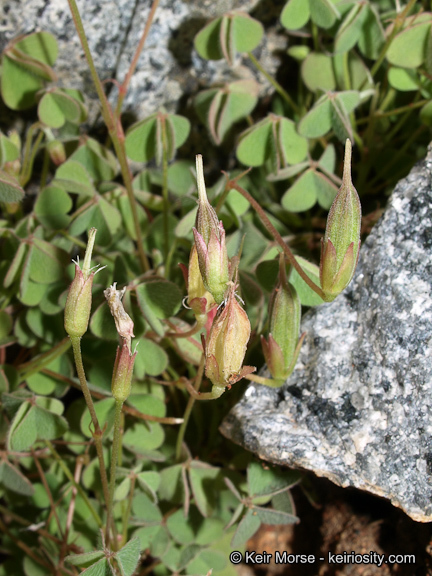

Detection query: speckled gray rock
xmin=0 ymin=0 xmax=278 ymax=123
xmin=220 ymin=146 xmax=432 ymax=523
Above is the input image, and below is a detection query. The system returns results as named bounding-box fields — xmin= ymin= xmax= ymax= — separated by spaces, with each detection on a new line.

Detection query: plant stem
xmin=121 ymin=474 xmax=136 ymax=546
xmin=106 ymin=399 xmax=124 ymax=549
xmin=67 ymin=0 xmax=150 ymax=274
xmin=161 ymin=114 xmax=170 ymax=273
xmin=175 ymin=354 xmax=205 ymax=461
xmin=115 ymin=0 xmax=161 ymax=116
xmin=225 ymin=177 xmax=327 ymax=301
xmin=45 ymin=440 xmax=103 ymax=528
xmin=248 ymin=52 xmax=300 ymax=116
xmin=70 ymin=337 xmax=110 ymax=521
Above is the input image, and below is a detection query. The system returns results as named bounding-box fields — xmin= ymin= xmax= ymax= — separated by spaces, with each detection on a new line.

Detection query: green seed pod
xmin=320 ymin=139 xmax=361 ymax=302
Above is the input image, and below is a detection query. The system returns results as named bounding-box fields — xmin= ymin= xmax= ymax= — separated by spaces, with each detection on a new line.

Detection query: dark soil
xmin=242 ymin=474 xmax=432 ymax=576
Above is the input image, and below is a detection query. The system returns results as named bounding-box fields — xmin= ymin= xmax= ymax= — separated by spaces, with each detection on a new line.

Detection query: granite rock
xmin=0 ymin=0 xmax=279 ymax=123
xmin=220 ymin=145 xmax=432 ymax=523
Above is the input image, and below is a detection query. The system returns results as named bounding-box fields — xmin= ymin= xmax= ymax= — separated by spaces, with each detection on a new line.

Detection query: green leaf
xmin=298 ymin=91 xmax=359 ymax=138
xmin=298 ymin=94 xmax=331 ymax=138
xmin=301 ymin=53 xmax=335 ymax=92
xmin=290 ymin=255 xmax=324 ymax=306
xmin=7 ymin=402 xmax=37 ymax=451
xmin=282 ymin=169 xmax=317 ymax=212
xmin=54 ymin=160 xmax=95 ymax=196
xmin=280 ymin=0 xmax=310 ymax=30
xmin=33 ymin=405 xmax=68 ymax=441
xmin=65 ymin=551 xmax=105 ymax=568
xmin=69 ymin=196 xmax=121 ymax=246
xmin=387 ymin=18 xmax=432 ymax=69
xmin=81 ymin=398 xmax=116 ymax=438
xmin=69 ymin=138 xmax=118 ymax=181
xmin=0 ymin=133 xmax=19 ymax=166
xmin=309 ymin=0 xmax=340 ymax=29
xmin=135 ymin=279 xmax=182 ymax=319
xmin=78 ymin=558 xmax=112 ymax=576
xmin=194 ymin=17 xmax=224 ymax=61
xmin=132 ymin=492 xmax=163 ymax=523
xmin=136 ymin=471 xmax=160 ymax=503
xmin=231 ymin=509 xmax=261 ymax=548
xmin=236 ymin=118 xmax=273 ymax=167
xmin=0 ymin=461 xmax=34 ymax=495
xmin=253 ymin=505 xmax=298 ymax=525
xmin=123 ymin=421 xmax=165 ymax=453
xmin=1 ymin=32 xmax=58 ymax=110
xmin=231 ymin=12 xmax=264 ymax=53
xmin=166 ymin=115 xmax=190 ymax=156
xmin=334 ymin=3 xmax=368 ymax=54
xmin=248 ymin=461 xmax=301 ymax=497
xmin=136 ymin=338 xmax=168 ymax=377
xmin=278 ymin=118 xmax=308 ymax=165
xmin=388 ymin=67 xmax=420 ymax=91
xmin=127 ymin=395 xmax=166 ymax=418
xmin=189 ymin=463 xmax=220 ymax=517
xmin=29 ymin=236 xmax=68 ymax=283
xmin=116 ymin=538 xmax=141 ymax=576
xmin=166 ymin=507 xmax=203 ymax=545
xmin=38 ymin=90 xmax=82 ymax=128
xmin=358 ymin=4 xmax=385 ymax=59
xmin=125 ymin=115 xmax=158 ymax=163
xmin=0 ymin=170 xmax=24 ymax=203
xmin=90 ymin=301 xmax=120 ymax=341
xmin=158 ymin=464 xmax=184 ymax=503
xmin=167 ymin=161 xmax=195 ymax=196
xmin=34 ymin=185 xmax=72 ymax=229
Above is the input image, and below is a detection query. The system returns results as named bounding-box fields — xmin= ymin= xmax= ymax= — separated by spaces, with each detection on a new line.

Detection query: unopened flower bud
xmin=111 ymin=342 xmax=137 ymax=403
xmin=185 ymin=245 xmax=216 ymax=320
xmin=64 ymin=228 xmax=98 ymax=338
xmin=104 ymin=284 xmax=135 ymax=350
xmin=46 ymin=140 xmax=66 ymax=165
xmin=261 ymin=256 xmax=305 ymax=382
xmin=320 ymin=139 xmax=361 ymax=302
xmin=193 ymin=155 xmax=229 ymax=305
xmin=205 ymin=282 xmax=255 ymax=397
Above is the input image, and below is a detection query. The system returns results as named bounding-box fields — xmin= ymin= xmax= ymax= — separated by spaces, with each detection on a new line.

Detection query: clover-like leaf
xmin=125 ymin=113 xmax=190 ymax=163
xmin=195 ymin=12 xmax=263 ymax=65
xmin=387 ymin=15 xmax=432 ymax=69
xmin=1 ymin=32 xmax=58 ymax=110
xmin=280 ymin=0 xmax=310 ymax=30
xmin=38 ymin=89 xmax=83 ymax=128
xmin=334 ymin=2 xmax=368 ymax=54
xmin=195 ymin=80 xmax=259 ymax=144
xmin=0 ymin=170 xmax=24 ymax=203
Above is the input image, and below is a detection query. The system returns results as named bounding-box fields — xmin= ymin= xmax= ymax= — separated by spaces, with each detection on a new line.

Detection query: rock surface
xmin=221 ymin=146 xmax=432 ymax=523
xmin=0 ymin=0 xmax=279 ymax=123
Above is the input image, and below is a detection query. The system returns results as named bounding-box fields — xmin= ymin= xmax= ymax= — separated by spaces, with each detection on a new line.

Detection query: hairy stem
xmin=67 ymin=0 xmax=150 ymax=273
xmin=70 ymin=337 xmax=110 ymax=523
xmin=106 ymin=399 xmax=124 ymax=549
xmin=225 ymin=178 xmax=327 ymax=300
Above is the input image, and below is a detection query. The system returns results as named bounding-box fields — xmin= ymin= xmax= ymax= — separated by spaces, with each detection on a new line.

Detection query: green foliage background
xmin=0 ymin=0 xmax=431 ymax=574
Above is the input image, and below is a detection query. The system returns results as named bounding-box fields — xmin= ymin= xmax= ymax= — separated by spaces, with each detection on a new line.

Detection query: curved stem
xmin=225 ymin=178 xmax=326 ymax=301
